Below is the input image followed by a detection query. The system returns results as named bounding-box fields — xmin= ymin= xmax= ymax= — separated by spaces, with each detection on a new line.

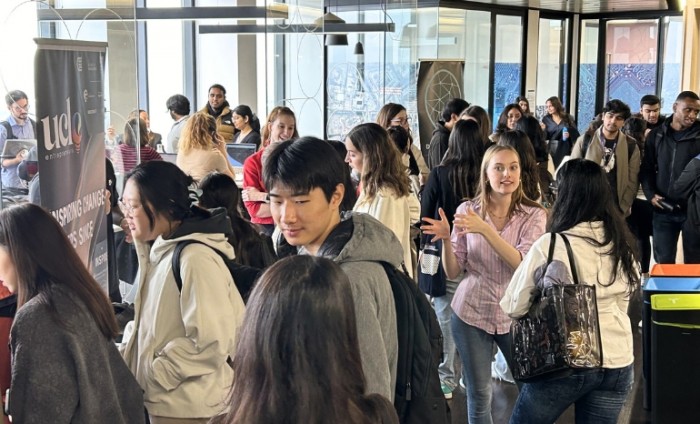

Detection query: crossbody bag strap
xmin=558 ymin=233 xmax=580 ymax=285
xmin=546 ymin=232 xmax=557 ymax=265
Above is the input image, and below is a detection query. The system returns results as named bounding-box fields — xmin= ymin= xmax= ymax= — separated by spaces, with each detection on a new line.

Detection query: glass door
xmin=493 ymin=14 xmax=523 ymax=125
xmin=577 ymin=19 xmax=600 ymax=127
xmin=604 ymin=19 xmax=659 ymax=108
xmin=536 ymin=17 xmax=566 ymax=119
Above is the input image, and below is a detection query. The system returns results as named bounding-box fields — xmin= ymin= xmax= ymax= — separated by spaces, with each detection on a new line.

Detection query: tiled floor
xmin=447 ymin=288 xmax=651 ymax=424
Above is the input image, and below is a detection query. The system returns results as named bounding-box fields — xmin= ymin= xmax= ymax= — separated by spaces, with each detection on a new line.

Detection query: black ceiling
xmin=455 ymin=0 xmax=675 ymax=13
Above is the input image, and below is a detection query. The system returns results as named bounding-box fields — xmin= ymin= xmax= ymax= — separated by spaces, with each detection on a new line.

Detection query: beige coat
xmin=571 ymin=130 xmax=640 ymax=216
xmin=121 ymin=228 xmax=244 ymax=419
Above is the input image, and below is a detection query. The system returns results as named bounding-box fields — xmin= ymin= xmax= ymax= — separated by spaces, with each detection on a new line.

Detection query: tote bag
xmin=510 ymin=233 xmax=603 ymax=382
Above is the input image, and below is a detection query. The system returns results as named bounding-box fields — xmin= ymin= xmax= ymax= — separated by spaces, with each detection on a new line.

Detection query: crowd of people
xmin=0 ymin=84 xmax=699 ymax=424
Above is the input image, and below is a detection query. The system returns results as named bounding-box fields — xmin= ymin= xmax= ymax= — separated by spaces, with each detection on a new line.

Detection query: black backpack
xmin=381 ymin=262 xmax=449 ymax=424
xmin=1 ymin=119 xmax=36 ymax=140
xmin=171 ymin=240 xmax=261 ymax=303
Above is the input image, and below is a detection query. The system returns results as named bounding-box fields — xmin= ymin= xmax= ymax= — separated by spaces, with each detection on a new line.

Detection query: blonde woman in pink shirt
xmin=422 ymin=145 xmax=547 ymax=424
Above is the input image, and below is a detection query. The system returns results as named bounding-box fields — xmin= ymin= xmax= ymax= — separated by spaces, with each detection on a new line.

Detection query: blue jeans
xmin=433 ymin=279 xmax=459 ymax=389
xmin=452 ymin=314 xmax=513 ymax=424
xmin=509 ymin=365 xmax=634 ymax=424
xmin=652 ymin=211 xmax=700 ymax=264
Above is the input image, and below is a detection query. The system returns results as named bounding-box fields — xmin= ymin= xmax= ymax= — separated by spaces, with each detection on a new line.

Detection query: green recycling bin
xmin=651 ymin=294 xmax=700 ymax=423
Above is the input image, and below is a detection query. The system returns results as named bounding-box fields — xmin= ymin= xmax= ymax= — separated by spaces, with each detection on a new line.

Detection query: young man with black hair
xmin=199 ymin=84 xmax=235 ymax=143
xmin=641 ymin=90 xmax=700 ymax=264
xmin=427 ymin=98 xmax=470 ymax=169
xmin=264 ymin=136 xmax=400 ymax=400
xmin=0 ymin=90 xmax=35 ymax=190
xmin=571 ymin=99 xmax=640 ymax=216
xmin=165 ymin=94 xmax=191 ymax=154
xmin=638 ymin=94 xmax=665 ymax=137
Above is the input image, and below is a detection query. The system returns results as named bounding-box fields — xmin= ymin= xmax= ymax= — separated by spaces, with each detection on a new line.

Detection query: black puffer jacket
xmin=641 ymin=117 xmax=700 ymax=208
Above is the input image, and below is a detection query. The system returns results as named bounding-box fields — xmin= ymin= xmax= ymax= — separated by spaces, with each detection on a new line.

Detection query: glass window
xmin=146 ymin=20 xmax=184 ymax=138
xmin=605 ymin=19 xmax=658 ymax=109
xmin=660 ymin=15 xmax=683 ymax=115
xmin=462 ymin=10 xmax=491 ymax=109
xmin=577 ymin=19 xmax=599 ymax=129
xmin=195 ymin=29 xmax=239 ymax=113
xmin=536 ymin=19 xmax=562 ymax=107
xmin=536 ymin=18 xmax=563 ymax=118
xmin=493 ymin=14 xmax=523 ymax=126
xmin=326 ymin=6 xmax=419 ymax=141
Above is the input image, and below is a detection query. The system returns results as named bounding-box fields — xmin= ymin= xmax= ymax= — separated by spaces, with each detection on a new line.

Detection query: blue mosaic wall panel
xmin=607 ymin=63 xmax=657 ymax=111
xmin=660 ymin=63 xmax=681 ymax=114
xmin=577 ymin=63 xmax=597 ymax=128
xmin=493 ymin=62 xmax=522 ymax=128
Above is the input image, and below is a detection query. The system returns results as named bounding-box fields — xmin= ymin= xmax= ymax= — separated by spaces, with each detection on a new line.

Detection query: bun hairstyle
xmin=125 ymin=161 xmax=195 ymax=230
xmin=233 ymin=104 xmax=261 ymax=133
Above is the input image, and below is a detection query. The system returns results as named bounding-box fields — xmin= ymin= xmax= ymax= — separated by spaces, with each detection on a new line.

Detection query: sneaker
xmin=459 ymin=377 xmax=466 ymax=390
xmin=441 ymin=383 xmax=453 ymax=400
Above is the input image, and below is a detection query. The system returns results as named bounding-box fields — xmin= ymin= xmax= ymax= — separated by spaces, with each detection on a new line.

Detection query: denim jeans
xmin=652 ymin=211 xmax=700 ymax=264
xmin=451 ymin=314 xmax=513 ymax=424
xmin=433 ymin=279 xmax=459 ymax=389
xmin=509 ymin=365 xmax=634 ymax=424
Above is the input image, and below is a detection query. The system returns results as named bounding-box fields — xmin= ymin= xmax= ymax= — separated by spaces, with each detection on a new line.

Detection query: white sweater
xmin=501 ymin=222 xmax=637 ymax=368
xmin=354 ymin=187 xmax=420 ymax=278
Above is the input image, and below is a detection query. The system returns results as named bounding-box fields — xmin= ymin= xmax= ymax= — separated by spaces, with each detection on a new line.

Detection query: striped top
xmin=450 ymin=200 xmax=547 ymax=335
xmin=112 ymin=144 xmax=162 ymax=173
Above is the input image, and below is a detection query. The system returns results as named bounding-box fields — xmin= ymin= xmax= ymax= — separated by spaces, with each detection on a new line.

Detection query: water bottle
xmin=562 ymin=126 xmax=569 ymax=141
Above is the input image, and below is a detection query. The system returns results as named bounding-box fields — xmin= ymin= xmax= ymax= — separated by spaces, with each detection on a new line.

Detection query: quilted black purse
xmin=510 ymin=233 xmax=603 ymax=382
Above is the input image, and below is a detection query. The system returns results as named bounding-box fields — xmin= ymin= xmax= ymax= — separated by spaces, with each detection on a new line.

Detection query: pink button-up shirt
xmin=450 ymin=200 xmax=547 ymax=335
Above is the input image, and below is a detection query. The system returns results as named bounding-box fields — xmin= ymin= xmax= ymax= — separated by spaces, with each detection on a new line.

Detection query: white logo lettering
xmin=40 ymin=97 xmax=73 ymax=151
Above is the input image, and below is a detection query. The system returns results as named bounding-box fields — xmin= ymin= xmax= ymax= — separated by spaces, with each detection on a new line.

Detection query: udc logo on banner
xmin=40 ymin=97 xmax=83 ymax=155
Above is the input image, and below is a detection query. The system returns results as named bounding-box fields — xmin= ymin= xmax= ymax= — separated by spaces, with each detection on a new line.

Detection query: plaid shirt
xmin=450 ymin=200 xmax=547 ymax=335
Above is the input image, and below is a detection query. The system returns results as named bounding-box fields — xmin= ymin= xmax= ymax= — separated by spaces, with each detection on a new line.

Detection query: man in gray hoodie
xmin=264 ymin=136 xmax=401 ymax=401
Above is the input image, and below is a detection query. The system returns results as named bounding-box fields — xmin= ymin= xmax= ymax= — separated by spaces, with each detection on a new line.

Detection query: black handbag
xmin=510 ymin=233 xmax=603 ymax=382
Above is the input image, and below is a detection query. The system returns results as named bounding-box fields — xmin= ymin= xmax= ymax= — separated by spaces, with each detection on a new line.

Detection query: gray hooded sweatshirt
xmin=276 ymin=212 xmax=401 ymax=400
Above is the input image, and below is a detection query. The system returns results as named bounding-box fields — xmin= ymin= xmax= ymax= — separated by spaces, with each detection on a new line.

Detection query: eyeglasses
xmin=391 ymin=117 xmax=410 ymax=125
xmin=11 ymin=103 xmax=30 ymax=112
xmin=118 ymin=199 xmax=141 ymax=216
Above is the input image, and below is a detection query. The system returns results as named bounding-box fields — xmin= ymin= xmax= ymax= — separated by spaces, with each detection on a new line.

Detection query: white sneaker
xmin=459 ymin=377 xmax=466 ymax=390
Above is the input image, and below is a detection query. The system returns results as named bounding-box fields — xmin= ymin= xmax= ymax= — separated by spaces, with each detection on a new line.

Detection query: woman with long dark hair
xmin=211 ymin=256 xmax=398 ymax=423
xmin=516 ymin=115 xmax=549 ymax=167
xmin=2 ymin=204 xmax=144 ymax=423
xmin=231 ymin=105 xmax=262 ymax=149
xmin=515 ymin=96 xmax=532 ymax=117
xmin=498 ymin=130 xmax=541 ymax=202
xmin=460 ymin=105 xmax=493 ymax=147
xmin=120 ymin=161 xmax=245 ymax=423
xmin=376 ymin=103 xmax=429 ymax=185
xmin=541 ymin=96 xmax=580 ymax=168
xmin=419 ymin=119 xmax=485 ymax=399
xmin=387 ymin=126 xmax=421 ymax=196
xmin=490 ymin=104 xmax=523 ymax=144
xmin=128 ymin=109 xmax=162 ymax=149
xmin=199 ymin=172 xmax=276 ymax=269
xmin=502 ymin=159 xmax=639 ymax=423
xmin=346 ymin=123 xmax=420 ymax=277
xmin=421 ymin=145 xmax=547 ymax=423
xmin=113 ymin=117 xmax=162 ymax=173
